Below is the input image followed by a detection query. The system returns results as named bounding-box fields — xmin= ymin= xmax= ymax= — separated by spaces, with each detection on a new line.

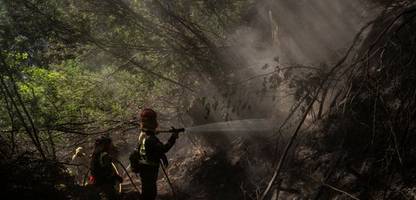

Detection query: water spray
xmin=156 ymin=119 xmax=273 ymax=135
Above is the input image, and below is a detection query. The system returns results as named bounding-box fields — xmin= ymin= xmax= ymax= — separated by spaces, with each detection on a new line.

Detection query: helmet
xmin=140 ymin=108 xmax=157 ymax=121
xmin=140 ymin=108 xmax=158 ymax=130
xmin=95 ymin=136 xmax=112 ymax=146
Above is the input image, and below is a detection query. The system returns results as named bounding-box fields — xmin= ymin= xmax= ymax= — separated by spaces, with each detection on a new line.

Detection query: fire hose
xmin=156 ymin=127 xmax=185 ymax=134
xmin=130 ymin=126 xmax=183 ymax=199
xmin=111 ymin=162 xmax=122 ymax=193
xmin=113 ymin=159 xmax=142 ymax=197
xmin=160 ymin=160 xmax=177 ymax=200
xmin=116 ymin=159 xmax=176 ymax=200
xmin=157 ymin=127 xmax=184 ymax=200
xmin=114 ymin=127 xmax=183 ymax=198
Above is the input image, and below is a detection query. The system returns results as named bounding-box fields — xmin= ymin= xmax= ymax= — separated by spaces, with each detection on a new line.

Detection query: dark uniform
xmin=138 ymin=131 xmax=177 ymax=200
xmin=90 ymin=138 xmax=122 ymax=200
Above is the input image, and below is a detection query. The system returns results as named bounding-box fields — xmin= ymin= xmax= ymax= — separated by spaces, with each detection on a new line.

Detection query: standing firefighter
xmin=71 ymin=146 xmax=89 ymax=185
xmin=90 ymin=136 xmax=123 ymax=200
xmin=130 ymin=108 xmax=179 ymax=200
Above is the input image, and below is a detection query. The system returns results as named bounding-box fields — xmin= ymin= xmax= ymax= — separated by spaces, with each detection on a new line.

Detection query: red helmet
xmin=140 ymin=108 xmax=157 ymax=121
xmin=140 ymin=108 xmax=158 ymax=131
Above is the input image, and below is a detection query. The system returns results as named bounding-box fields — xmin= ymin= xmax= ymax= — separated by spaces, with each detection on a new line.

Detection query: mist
xmin=189 ymin=0 xmax=380 ymax=132
xmin=3 ymin=0 xmax=414 ymax=199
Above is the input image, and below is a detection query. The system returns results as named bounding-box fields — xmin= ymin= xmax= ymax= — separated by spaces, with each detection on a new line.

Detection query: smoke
xmin=158 ymin=1 xmax=384 ymax=198
xmin=173 ymin=1 xmax=382 ymax=197
xmin=180 ymin=0 xmax=383 ymax=155
xmin=212 ymin=0 xmax=381 ymax=118
xmin=230 ymin=0 xmax=378 ymax=65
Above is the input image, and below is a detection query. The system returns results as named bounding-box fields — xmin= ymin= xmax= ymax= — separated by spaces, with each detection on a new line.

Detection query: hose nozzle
xmin=157 ymin=127 xmax=185 ymax=134
xmin=169 ymin=127 xmax=185 ymax=133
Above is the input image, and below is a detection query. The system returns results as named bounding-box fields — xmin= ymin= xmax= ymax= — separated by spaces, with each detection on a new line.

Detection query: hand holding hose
xmin=169 ymin=127 xmax=184 ymax=139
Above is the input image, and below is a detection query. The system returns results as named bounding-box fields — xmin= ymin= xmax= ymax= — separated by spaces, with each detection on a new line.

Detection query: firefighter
xmin=136 ymin=108 xmax=178 ymax=200
xmin=90 ymin=136 xmax=123 ymax=200
xmin=71 ymin=146 xmax=89 ymax=185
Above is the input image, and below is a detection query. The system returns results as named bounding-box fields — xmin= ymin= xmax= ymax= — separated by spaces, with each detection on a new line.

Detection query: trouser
xmin=139 ymin=164 xmax=159 ymax=200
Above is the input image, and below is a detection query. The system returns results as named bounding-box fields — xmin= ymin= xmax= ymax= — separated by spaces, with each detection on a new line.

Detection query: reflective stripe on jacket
xmin=137 ymin=131 xmax=177 ymax=167
xmin=139 ymin=137 xmax=159 ymax=166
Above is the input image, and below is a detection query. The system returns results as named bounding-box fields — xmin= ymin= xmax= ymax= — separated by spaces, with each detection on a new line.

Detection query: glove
xmin=88 ymin=175 xmax=95 ymax=185
xmin=172 ymin=132 xmax=179 ymax=139
xmin=170 ymin=126 xmax=181 ymax=139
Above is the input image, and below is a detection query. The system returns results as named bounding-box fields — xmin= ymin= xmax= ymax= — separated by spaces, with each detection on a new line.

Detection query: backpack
xmin=129 ymin=149 xmax=141 ymax=173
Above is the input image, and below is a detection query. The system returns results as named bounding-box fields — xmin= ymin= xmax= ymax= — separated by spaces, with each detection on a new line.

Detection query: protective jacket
xmin=138 ymin=131 xmax=176 ymax=166
xmin=135 ymin=131 xmax=177 ymax=200
xmin=90 ymin=151 xmax=121 ymax=185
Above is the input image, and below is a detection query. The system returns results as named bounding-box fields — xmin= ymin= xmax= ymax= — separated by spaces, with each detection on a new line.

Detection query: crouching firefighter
xmin=130 ymin=108 xmax=179 ymax=200
xmin=90 ymin=136 xmax=123 ymax=200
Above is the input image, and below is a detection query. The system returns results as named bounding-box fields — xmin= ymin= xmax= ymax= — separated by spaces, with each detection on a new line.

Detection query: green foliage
xmin=0 ymin=0 xmax=254 ymax=159
xmin=16 ymin=58 xmax=174 ymax=126
xmin=1 ymin=52 xmax=179 ymax=157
